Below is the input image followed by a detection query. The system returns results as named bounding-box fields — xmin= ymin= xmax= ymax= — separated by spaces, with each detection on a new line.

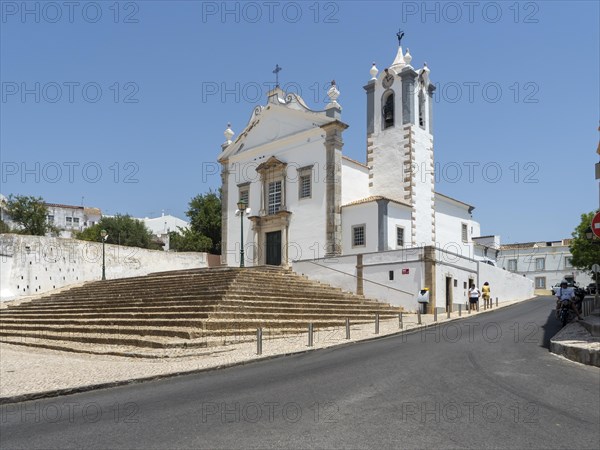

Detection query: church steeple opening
xmin=383 ymin=92 xmax=394 ymax=129
xmin=418 ymin=90 xmax=425 ymax=129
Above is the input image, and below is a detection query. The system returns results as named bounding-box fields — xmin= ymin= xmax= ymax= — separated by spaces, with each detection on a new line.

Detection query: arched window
xmin=383 ymin=92 xmax=394 ymax=129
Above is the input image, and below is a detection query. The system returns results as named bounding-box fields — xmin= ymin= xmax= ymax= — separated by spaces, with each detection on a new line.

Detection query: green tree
xmin=184 ymin=190 xmax=221 ymax=254
xmin=0 ymin=219 xmax=11 ymax=234
xmin=169 ymin=228 xmax=213 ymax=252
xmin=4 ymin=194 xmax=57 ymax=236
xmin=76 ymin=215 xmax=162 ymax=250
xmin=570 ymin=211 xmax=600 ymax=278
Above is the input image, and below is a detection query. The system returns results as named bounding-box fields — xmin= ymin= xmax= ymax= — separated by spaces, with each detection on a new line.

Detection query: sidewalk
xmin=0 ymin=297 xmax=532 ymax=404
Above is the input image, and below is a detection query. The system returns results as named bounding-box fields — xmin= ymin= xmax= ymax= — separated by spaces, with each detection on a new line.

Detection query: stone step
xmin=0 ymin=302 xmax=397 ymax=316
xmin=0 ymin=310 xmax=397 ymax=325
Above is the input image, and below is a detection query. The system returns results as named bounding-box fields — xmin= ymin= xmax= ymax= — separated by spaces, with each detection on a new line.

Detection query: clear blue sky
xmin=1 ymin=1 xmax=598 ymax=244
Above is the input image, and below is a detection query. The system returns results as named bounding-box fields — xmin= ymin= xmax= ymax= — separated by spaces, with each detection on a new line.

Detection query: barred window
xmin=352 ymin=225 xmax=365 ymax=247
xmin=299 ymin=174 xmax=311 ymax=199
xmin=268 ymin=181 xmax=282 ymax=215
xmin=396 ymin=227 xmax=404 ymax=247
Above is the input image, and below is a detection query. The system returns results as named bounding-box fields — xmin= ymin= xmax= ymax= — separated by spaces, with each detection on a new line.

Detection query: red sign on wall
xmin=402 ymin=269 xmax=410 ymax=275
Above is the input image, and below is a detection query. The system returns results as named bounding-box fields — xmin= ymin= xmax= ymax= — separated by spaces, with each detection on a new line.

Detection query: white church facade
xmin=218 ymin=37 xmax=533 ymax=310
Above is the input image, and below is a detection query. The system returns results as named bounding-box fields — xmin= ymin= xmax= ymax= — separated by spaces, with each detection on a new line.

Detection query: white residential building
xmin=0 ymin=194 xmax=101 ymax=238
xmin=497 ymin=240 xmax=593 ymax=294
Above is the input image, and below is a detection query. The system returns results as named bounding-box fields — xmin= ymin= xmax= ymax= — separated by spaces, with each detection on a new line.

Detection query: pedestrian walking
xmin=468 ymin=284 xmax=481 ymax=311
xmin=482 ymin=282 xmax=491 ymax=309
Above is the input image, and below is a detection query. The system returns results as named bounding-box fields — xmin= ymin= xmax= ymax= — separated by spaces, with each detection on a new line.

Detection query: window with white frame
xmin=66 ymin=217 xmax=72 ymax=226
xmin=352 ymin=224 xmax=366 ymax=247
xmin=508 ymin=259 xmax=518 ymax=271
xmin=396 ymin=226 xmax=404 ymax=247
xmin=268 ymin=181 xmax=282 ymax=215
xmin=565 ymin=257 xmax=573 ymax=268
xmin=535 ymin=277 xmax=546 ymax=289
xmin=535 ymin=257 xmax=545 ymax=271
xmin=73 ymin=217 xmax=80 ymax=225
xmin=461 ymin=223 xmax=468 ymax=243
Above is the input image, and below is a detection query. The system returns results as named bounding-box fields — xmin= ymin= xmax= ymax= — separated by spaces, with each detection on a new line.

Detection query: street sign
xmin=592 ymin=212 xmax=600 ymax=238
xmin=592 ymin=264 xmax=600 ymax=273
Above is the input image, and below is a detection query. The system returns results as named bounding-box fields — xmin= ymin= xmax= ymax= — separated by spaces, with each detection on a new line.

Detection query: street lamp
xmin=237 ymin=201 xmax=247 ymax=268
xmin=100 ymin=229 xmax=108 ymax=280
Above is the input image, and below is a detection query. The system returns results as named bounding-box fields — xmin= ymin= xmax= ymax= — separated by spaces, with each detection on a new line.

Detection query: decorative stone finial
xmin=370 ymin=63 xmax=378 ymax=80
xmin=223 ymin=123 xmax=234 ymax=145
xmin=326 ymin=80 xmax=341 ymax=110
xmin=404 ymin=48 xmax=412 ymax=65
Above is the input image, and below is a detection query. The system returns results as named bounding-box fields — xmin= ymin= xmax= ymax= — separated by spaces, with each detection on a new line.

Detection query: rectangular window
xmin=461 ymin=223 xmax=468 ymax=243
xmin=389 ymin=270 xmax=394 ymax=281
xmin=454 ymin=279 xmax=458 ymax=287
xmin=268 ymin=181 xmax=282 ymax=215
xmin=535 ymin=277 xmax=546 ymax=289
xmin=535 ymin=257 xmax=545 ymax=271
xmin=73 ymin=217 xmax=80 ymax=225
xmin=239 ymin=186 xmax=249 ymax=208
xmin=352 ymin=225 xmax=365 ymax=247
xmin=565 ymin=257 xmax=573 ymax=268
xmin=396 ymin=226 xmax=404 ymax=247
xmin=508 ymin=259 xmax=518 ymax=272
xmin=299 ymin=174 xmax=311 ymax=199
xmin=47 ymin=215 xmax=54 ymax=224
xmin=66 ymin=217 xmax=72 ymax=226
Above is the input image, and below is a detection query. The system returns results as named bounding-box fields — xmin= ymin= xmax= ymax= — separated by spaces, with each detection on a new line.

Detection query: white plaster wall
xmin=293 ymin=249 xmax=422 ymax=310
xmin=387 ymin=203 xmax=412 ymax=250
xmin=341 ymin=203 xmax=378 ymax=255
xmin=479 ymin=263 xmax=535 ymax=302
xmin=434 ymin=195 xmax=476 ymax=258
xmin=435 ymin=251 xmax=479 ymax=310
xmin=0 ymin=234 xmax=208 ymax=301
xmin=341 ymin=159 xmax=369 ymax=205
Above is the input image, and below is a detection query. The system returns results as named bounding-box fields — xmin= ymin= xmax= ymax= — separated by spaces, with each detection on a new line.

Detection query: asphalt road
xmin=1 ymin=296 xmax=599 ymax=449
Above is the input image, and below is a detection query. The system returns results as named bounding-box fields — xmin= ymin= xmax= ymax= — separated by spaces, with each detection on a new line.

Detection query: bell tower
xmin=364 ymin=32 xmax=437 ymax=246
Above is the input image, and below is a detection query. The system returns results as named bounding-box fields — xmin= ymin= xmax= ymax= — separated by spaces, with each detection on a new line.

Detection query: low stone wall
xmin=0 ymin=234 xmax=209 ymax=301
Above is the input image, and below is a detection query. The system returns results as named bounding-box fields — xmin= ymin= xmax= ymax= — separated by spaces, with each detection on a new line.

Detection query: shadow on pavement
xmin=541 ymin=310 xmax=562 ymax=349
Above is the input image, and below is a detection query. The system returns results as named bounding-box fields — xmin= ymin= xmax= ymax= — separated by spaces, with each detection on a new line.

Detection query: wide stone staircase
xmin=0 ymin=266 xmax=403 ymax=357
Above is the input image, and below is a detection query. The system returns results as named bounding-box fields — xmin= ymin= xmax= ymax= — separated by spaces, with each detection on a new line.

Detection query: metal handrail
xmin=304 ymin=260 xmax=415 ymax=298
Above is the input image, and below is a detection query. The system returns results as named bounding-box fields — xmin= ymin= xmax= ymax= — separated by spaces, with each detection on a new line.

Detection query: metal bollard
xmin=459 ymin=304 xmax=462 ymax=317
xmin=434 ymin=308 xmax=437 ymax=322
xmin=476 ymin=302 xmax=479 ymax=312
xmin=496 ymin=297 xmax=498 ymax=307
xmin=375 ymin=313 xmax=380 ymax=334
xmin=346 ymin=318 xmax=350 ymax=339
xmin=256 ymin=328 xmax=262 ymax=355
xmin=417 ymin=310 xmax=422 ymax=325
xmin=399 ymin=312 xmax=403 ymax=329
xmin=468 ymin=302 xmax=471 ymax=314
xmin=447 ymin=308 xmax=450 ymax=319
xmin=308 ymin=323 xmax=314 ymax=347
